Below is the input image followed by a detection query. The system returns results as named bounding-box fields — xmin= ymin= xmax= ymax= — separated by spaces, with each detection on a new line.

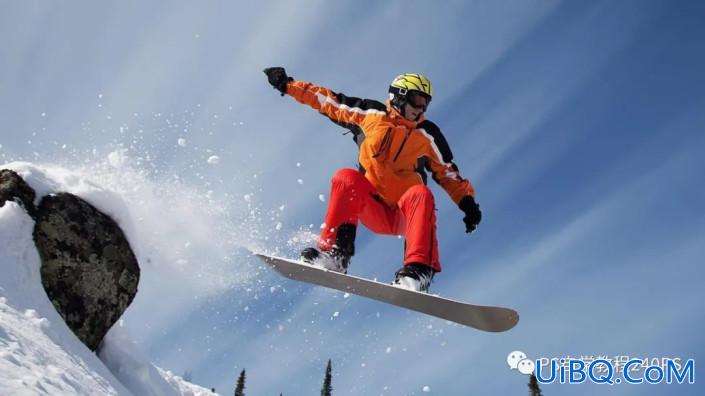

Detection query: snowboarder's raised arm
xmin=418 ymin=120 xmax=482 ymax=233
xmin=264 ymin=67 xmax=385 ymax=129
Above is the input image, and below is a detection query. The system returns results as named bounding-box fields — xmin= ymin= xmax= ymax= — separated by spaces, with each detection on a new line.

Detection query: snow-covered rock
xmin=34 ymin=192 xmax=140 ymax=351
xmin=0 ymin=162 xmax=218 ymax=396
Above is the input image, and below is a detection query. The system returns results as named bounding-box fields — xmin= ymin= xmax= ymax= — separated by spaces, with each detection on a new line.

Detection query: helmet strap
xmin=389 ymin=87 xmax=408 ymax=112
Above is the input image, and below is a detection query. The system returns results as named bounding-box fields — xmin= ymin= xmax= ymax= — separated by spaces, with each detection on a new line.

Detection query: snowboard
xmin=255 ymin=253 xmax=519 ymax=332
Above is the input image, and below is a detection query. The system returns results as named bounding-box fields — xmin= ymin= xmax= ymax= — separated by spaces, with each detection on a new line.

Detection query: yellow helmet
xmin=389 ymin=73 xmax=432 ymax=111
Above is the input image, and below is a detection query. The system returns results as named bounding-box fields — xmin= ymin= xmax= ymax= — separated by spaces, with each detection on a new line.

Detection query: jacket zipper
xmin=393 ymin=129 xmax=413 ymax=162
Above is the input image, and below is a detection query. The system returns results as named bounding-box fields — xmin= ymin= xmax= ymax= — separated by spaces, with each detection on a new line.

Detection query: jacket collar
xmin=385 ymin=100 xmax=424 ymax=128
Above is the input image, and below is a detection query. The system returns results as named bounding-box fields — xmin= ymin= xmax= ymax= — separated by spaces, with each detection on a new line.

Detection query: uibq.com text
xmin=535 ymin=356 xmax=695 ymax=385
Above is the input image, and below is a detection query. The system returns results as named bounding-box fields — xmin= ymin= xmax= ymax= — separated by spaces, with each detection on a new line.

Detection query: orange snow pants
xmin=318 ymin=168 xmax=441 ymax=272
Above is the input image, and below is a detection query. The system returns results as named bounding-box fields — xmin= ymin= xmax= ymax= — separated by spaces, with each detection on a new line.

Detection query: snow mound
xmin=0 ymin=293 xmax=126 ymax=395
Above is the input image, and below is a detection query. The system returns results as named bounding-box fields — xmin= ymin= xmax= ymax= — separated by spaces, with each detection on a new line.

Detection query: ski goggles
xmin=407 ymin=92 xmax=430 ymax=112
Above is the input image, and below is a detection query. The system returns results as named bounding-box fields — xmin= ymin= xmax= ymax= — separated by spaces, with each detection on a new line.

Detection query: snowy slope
xmin=0 ymin=162 xmax=217 ymax=396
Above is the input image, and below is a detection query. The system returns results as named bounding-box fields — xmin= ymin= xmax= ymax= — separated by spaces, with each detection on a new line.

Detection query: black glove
xmin=459 ymin=195 xmax=482 ymax=233
xmin=263 ymin=67 xmax=293 ymax=96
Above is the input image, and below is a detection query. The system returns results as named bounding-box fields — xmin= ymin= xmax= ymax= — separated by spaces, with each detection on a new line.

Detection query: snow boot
xmin=392 ymin=263 xmax=435 ymax=292
xmin=301 ymin=247 xmax=351 ymax=274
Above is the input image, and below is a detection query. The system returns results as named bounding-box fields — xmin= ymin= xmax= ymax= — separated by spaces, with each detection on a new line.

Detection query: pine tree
xmin=234 ymin=369 xmax=246 ymax=396
xmin=528 ymin=374 xmax=543 ymax=396
xmin=320 ymin=359 xmax=333 ymax=396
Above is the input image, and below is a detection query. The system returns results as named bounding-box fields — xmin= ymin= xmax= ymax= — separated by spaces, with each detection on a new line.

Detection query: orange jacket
xmin=286 ymin=80 xmax=475 ymax=206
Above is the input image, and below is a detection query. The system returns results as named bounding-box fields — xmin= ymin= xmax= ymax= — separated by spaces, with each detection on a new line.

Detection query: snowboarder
xmin=264 ymin=67 xmax=481 ymax=292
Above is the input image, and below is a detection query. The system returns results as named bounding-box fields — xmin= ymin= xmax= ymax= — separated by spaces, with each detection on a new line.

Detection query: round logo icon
xmin=507 ymin=350 xmax=527 ymax=370
xmin=517 ymin=358 xmax=535 ymax=375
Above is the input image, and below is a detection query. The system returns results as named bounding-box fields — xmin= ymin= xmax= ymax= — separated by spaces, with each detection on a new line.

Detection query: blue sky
xmin=2 ymin=1 xmax=704 ymax=395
